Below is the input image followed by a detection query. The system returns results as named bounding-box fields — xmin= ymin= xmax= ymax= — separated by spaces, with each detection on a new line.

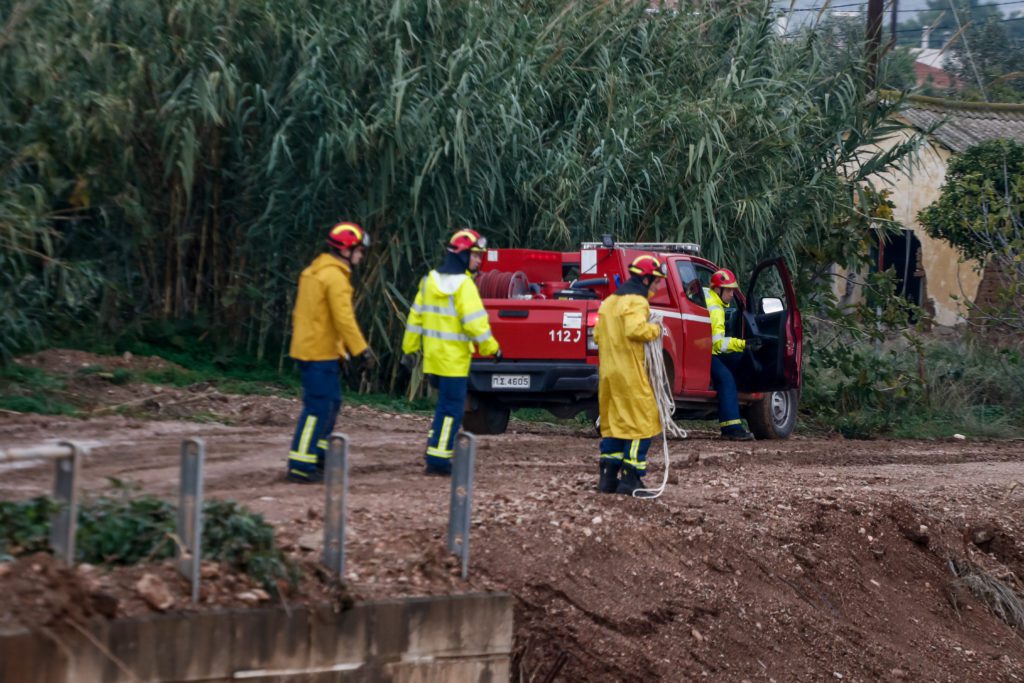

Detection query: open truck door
xmin=737 ymin=257 xmax=803 ymax=393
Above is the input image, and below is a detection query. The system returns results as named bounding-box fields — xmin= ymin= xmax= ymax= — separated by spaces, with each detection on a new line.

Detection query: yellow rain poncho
xmin=593 ymin=290 xmax=662 ymax=440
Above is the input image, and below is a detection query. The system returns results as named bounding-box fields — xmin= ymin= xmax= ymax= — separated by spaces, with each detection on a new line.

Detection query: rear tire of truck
xmin=745 ymin=389 xmax=798 ymax=439
xmin=463 ymin=401 xmax=511 ymax=435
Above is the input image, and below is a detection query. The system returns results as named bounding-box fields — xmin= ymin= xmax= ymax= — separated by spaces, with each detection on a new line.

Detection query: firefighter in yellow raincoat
xmin=593 ymin=255 xmax=666 ymax=496
xmin=286 ymin=222 xmax=373 ymax=484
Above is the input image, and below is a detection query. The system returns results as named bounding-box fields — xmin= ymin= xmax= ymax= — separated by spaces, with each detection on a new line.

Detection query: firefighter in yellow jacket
xmin=594 ymin=255 xmax=666 ymax=496
xmin=401 ymin=229 xmax=500 ymax=476
xmin=286 ymin=222 xmax=373 ymax=484
xmin=707 ymin=268 xmax=758 ymax=440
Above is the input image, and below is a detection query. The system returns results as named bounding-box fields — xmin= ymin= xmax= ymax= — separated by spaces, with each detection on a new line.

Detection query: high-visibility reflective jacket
xmin=289 ymin=254 xmax=368 ymax=361
xmin=594 ymin=292 xmax=662 ymax=440
xmin=402 ymin=270 xmax=499 ymax=377
xmin=706 ymin=288 xmax=746 ymax=355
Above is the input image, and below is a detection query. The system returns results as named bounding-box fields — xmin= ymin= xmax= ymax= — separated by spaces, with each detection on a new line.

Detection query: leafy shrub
xmin=0 ymin=490 xmax=297 ymax=593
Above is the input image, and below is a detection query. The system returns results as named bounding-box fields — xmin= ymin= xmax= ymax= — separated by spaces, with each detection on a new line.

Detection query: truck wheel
xmin=745 ymin=389 xmax=798 ymax=439
xmin=463 ymin=401 xmax=511 ymax=435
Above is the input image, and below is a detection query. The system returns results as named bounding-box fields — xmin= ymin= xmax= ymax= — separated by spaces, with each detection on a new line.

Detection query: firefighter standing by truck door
xmin=401 ymin=229 xmax=500 ymax=476
xmin=707 ymin=268 xmax=759 ymax=441
xmin=594 ymin=255 xmax=666 ymax=496
xmin=286 ymin=222 xmax=374 ymax=484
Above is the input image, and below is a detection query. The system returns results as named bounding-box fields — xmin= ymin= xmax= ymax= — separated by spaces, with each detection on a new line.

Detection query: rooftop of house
xmin=898 ymin=94 xmax=1024 ymax=152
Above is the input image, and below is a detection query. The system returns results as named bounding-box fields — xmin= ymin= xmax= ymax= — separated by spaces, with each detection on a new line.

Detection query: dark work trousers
xmin=287 ymin=360 xmax=342 ymax=479
xmin=599 ymin=437 xmax=652 ymax=475
xmin=425 ymin=375 xmax=468 ymax=473
xmin=711 ymin=352 xmax=744 ymax=434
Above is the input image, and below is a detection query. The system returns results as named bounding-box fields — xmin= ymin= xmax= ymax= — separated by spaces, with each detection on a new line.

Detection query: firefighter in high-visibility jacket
xmin=707 ymin=268 xmax=758 ymax=441
xmin=594 ymin=255 xmax=667 ymax=497
xmin=401 ymin=229 xmax=500 ymax=476
xmin=286 ymin=222 xmax=374 ymax=484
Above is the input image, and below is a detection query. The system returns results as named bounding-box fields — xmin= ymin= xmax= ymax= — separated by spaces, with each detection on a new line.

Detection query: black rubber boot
xmin=615 ymin=466 xmax=644 ymax=496
xmin=720 ymin=428 xmax=755 ymax=441
xmin=598 ymin=460 xmax=621 ymax=493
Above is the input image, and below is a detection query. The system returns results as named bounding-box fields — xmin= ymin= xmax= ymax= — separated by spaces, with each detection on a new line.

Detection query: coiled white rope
xmin=632 ymin=313 xmax=687 ymax=499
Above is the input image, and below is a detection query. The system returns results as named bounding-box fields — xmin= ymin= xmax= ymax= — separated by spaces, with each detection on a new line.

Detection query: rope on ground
xmin=633 ymin=312 xmax=687 ymax=499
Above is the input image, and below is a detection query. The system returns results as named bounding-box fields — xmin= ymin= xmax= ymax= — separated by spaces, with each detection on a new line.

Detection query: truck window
xmin=677 ymin=262 xmax=715 ymax=308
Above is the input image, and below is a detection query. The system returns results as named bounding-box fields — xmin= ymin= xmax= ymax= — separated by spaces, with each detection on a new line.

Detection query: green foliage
xmin=76 ymin=492 xmax=177 ymax=565
xmin=802 ymin=335 xmax=1024 ymax=439
xmin=0 ymin=364 xmax=77 ymax=415
xmin=0 ymin=496 xmax=59 ymax=559
xmin=201 ymin=500 xmax=299 ymax=591
xmin=0 ymin=488 xmax=297 ymax=593
xmin=919 ymin=140 xmax=1024 ymax=260
xmin=919 ymin=139 xmax=1024 ymax=329
xmin=0 ymin=0 xmax=922 ymax=385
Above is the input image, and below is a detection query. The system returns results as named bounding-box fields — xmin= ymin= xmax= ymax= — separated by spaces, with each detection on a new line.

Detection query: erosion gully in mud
xmin=2 ymin=350 xmax=1024 ymax=681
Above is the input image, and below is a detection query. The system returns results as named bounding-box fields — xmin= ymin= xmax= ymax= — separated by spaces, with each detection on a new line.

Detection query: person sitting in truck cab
xmin=707 ymin=268 xmax=760 ymax=441
xmin=594 ymin=255 xmax=666 ymax=496
xmin=401 ymin=229 xmax=500 ymax=476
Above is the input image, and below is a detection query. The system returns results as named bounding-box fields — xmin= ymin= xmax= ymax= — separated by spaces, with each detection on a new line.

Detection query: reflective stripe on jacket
xmin=402 ymin=270 xmax=499 ymax=377
xmin=289 ymin=254 xmax=369 ymax=361
xmin=706 ymin=288 xmax=745 ymax=355
xmin=593 ymin=293 xmax=662 ymax=440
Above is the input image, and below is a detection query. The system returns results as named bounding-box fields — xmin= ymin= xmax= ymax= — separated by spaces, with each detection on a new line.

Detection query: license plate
xmin=491 ymin=374 xmax=530 ymax=389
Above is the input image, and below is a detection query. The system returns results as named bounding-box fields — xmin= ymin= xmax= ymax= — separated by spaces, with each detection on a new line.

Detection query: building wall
xmin=867 ymin=127 xmax=983 ymax=326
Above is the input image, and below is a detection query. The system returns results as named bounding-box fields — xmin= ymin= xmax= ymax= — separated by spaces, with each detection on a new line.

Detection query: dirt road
xmin=3 ymin=358 xmax=1024 ymax=681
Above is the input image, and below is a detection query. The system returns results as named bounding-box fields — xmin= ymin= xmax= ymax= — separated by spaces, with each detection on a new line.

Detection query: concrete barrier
xmin=0 ymin=593 xmax=513 ymax=683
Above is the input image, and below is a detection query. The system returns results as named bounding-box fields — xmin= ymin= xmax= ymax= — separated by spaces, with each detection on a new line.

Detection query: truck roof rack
xmin=580 ymin=241 xmax=701 ymax=255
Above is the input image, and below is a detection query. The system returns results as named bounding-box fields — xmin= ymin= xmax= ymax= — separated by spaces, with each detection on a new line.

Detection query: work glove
xmin=361 ymin=347 xmax=377 ymax=370
xmin=494 ymin=349 xmax=503 ymax=361
xmin=400 ymin=353 xmax=419 ymax=372
xmin=746 ymin=337 xmax=764 ymax=352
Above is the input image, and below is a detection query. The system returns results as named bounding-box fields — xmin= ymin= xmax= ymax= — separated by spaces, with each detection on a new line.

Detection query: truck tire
xmin=745 ymin=389 xmax=798 ymax=439
xmin=463 ymin=401 xmax=511 ymax=435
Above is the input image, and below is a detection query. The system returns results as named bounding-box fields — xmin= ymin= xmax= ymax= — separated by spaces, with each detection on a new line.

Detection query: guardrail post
xmin=322 ymin=433 xmax=350 ymax=579
xmin=448 ymin=431 xmax=476 ymax=580
xmin=49 ymin=441 xmax=82 ymax=563
xmin=176 ymin=438 xmax=205 ymax=603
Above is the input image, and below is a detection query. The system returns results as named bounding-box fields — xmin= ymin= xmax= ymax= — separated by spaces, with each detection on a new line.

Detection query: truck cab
xmin=464 ymin=241 xmax=803 ymax=439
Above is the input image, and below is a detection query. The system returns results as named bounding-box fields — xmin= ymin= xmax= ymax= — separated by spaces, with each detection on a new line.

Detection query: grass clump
xmin=0 ymin=365 xmax=77 ymax=415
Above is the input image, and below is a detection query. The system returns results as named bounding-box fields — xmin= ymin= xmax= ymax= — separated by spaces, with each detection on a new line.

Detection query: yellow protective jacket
xmin=402 ymin=270 xmax=499 ymax=377
xmin=706 ymin=289 xmax=746 ymax=355
xmin=594 ymin=293 xmax=662 ymax=440
xmin=289 ymin=254 xmax=368 ymax=361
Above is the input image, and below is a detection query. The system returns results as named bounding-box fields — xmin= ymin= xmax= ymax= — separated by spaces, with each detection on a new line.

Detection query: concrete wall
xmin=0 ymin=593 xmax=513 ymax=683
xmin=856 ymin=128 xmax=983 ymax=327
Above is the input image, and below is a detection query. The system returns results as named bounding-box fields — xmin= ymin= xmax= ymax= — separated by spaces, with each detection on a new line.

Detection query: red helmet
xmin=326 ymin=222 xmax=370 ymax=250
xmin=710 ymin=268 xmax=740 ymax=289
xmin=448 ymin=228 xmax=488 ymax=253
xmin=628 ymin=255 xmax=667 ymax=279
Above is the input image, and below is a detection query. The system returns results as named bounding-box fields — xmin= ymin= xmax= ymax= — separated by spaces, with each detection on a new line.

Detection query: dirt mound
xmin=0 ymin=551 xmax=351 ymax=630
xmin=17 ymin=349 xmax=184 ymax=375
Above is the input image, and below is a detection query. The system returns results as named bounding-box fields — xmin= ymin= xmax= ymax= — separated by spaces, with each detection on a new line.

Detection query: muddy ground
xmin=3 ymin=351 xmax=1024 ymax=681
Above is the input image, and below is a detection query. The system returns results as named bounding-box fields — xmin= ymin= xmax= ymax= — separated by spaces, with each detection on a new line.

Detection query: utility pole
xmin=866 ymin=0 xmax=884 ymax=89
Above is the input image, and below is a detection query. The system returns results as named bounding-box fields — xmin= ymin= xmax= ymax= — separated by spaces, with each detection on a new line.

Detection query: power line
xmin=892 ymin=14 xmax=1024 ymax=31
xmin=777 ymin=0 xmax=1024 ymax=12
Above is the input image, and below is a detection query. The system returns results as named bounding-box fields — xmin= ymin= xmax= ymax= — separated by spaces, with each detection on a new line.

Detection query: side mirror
xmin=761 ymin=297 xmax=784 ymax=314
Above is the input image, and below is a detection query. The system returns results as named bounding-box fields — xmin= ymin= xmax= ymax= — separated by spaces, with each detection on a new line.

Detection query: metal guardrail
xmin=322 ymin=433 xmax=350 ymax=579
xmin=176 ymin=438 xmax=205 ymax=603
xmin=0 ymin=442 xmax=86 ymax=563
xmin=448 ymin=432 xmax=477 ymax=580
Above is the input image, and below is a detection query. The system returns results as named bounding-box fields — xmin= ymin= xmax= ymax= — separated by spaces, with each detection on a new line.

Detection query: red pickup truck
xmin=462 ymin=241 xmax=803 ymax=439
